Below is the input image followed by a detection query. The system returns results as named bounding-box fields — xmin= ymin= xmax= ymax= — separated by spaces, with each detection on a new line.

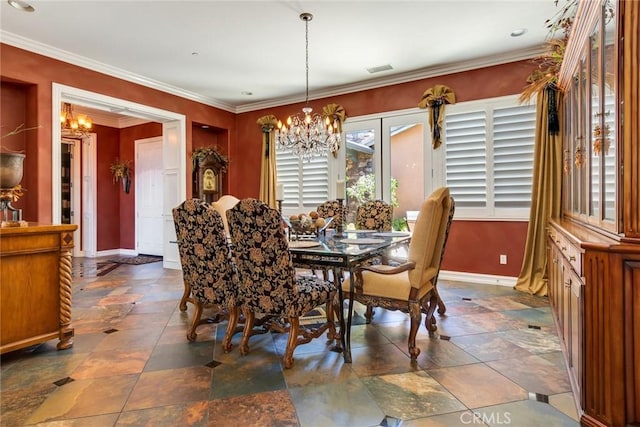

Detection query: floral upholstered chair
xmin=172 ymin=199 xmax=241 ymax=351
xmin=316 ymin=200 xmax=344 ymax=229
xmin=356 ymin=199 xmax=393 ymax=231
xmin=342 ymin=187 xmax=454 ymax=359
xmin=226 ymin=198 xmax=337 ymax=368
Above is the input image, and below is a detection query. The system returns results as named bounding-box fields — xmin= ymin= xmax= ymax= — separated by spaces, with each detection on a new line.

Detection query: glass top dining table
xmin=287 ymin=229 xmax=411 ymax=363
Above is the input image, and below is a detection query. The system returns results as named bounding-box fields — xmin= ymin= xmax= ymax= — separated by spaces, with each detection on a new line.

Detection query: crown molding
xmin=2 ymin=30 xmax=544 ymax=115
xmin=1 ymin=31 xmax=236 ymax=113
xmin=235 ymin=45 xmax=546 ymax=113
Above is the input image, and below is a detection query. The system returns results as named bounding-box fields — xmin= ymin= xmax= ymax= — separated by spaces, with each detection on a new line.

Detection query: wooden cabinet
xmin=549 ymin=1 xmax=640 ymax=426
xmin=1 ymin=224 xmax=77 ymax=354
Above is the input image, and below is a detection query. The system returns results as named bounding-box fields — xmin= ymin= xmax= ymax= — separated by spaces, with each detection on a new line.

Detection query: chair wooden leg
xmin=408 ymin=300 xmax=422 ymax=359
xmin=179 ymin=280 xmax=192 ymax=311
xmin=365 ymin=305 xmax=375 ymax=324
xmin=283 ymin=316 xmax=300 ymax=369
xmin=433 ymin=286 xmax=447 ymax=315
xmin=222 ymin=306 xmax=239 ymax=353
xmin=422 ymin=293 xmax=439 ymax=334
xmin=325 ymin=294 xmax=337 ymax=341
xmin=240 ymin=308 xmax=254 ymax=356
xmin=187 ymin=300 xmax=203 ymax=342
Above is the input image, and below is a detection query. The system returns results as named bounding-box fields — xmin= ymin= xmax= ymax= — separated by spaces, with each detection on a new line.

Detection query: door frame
xmin=52 ymin=83 xmax=186 ymax=269
xmin=61 ymin=137 xmax=84 ymax=257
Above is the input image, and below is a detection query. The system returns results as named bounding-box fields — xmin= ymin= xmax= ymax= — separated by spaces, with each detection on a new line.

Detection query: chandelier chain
xmin=305 ymin=15 xmax=309 ymax=105
xmin=275 ymin=12 xmax=341 ymax=162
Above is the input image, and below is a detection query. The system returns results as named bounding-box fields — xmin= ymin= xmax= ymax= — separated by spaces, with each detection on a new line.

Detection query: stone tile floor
xmin=0 ymin=257 xmax=580 ymax=426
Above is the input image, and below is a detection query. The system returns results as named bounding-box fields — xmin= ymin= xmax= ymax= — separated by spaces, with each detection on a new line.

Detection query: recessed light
xmin=510 ymin=28 xmax=527 ymax=37
xmin=201 ymin=125 xmax=209 ymax=129
xmin=7 ymin=0 xmax=34 ymax=11
xmin=191 ymin=52 xmax=199 ymax=56
xmin=241 ymin=91 xmax=253 ymax=96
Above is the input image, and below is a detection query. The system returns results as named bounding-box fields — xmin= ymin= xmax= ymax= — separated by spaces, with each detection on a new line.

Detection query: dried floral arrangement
xmin=110 ymin=159 xmax=132 ymax=183
xmin=521 ymin=0 xmax=616 ymax=103
xmin=520 ymin=0 xmax=578 ymax=103
xmin=191 ymin=146 xmax=228 ymax=172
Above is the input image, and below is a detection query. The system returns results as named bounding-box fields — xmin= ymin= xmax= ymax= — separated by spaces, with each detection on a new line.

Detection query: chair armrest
xmin=360 ymin=261 xmax=416 ymax=275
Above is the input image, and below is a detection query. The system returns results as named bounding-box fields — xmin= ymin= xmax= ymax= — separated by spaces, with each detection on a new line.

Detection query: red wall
xmin=2 ymin=43 xmax=533 ymax=277
xmin=0 ymin=44 xmax=235 ymax=224
xmin=233 ymin=60 xmax=534 ymax=277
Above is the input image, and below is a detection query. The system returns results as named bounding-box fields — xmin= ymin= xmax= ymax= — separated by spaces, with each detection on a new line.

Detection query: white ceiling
xmin=1 ymin=0 xmax=560 ymax=113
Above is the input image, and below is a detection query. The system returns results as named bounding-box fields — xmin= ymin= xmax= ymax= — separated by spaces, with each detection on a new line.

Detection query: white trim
xmin=95 ymin=249 xmax=137 ymax=258
xmin=439 ymin=270 xmax=517 ymax=287
xmin=2 ymin=30 xmax=544 ymax=114
xmin=52 ymin=83 xmax=186 ymax=266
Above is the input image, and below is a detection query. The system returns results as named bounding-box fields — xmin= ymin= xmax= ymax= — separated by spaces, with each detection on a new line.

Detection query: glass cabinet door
xmin=589 ymin=21 xmax=601 ymax=219
xmin=602 ymin=0 xmax=617 ymax=222
xmin=562 ymin=0 xmax=618 ymax=231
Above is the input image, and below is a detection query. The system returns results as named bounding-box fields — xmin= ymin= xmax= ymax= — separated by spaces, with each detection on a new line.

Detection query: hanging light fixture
xmin=60 ymin=102 xmax=92 ymax=136
xmin=276 ymin=12 xmax=341 ymax=161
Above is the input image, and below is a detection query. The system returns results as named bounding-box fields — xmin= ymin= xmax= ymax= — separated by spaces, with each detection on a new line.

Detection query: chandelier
xmin=276 ymin=12 xmax=341 ymax=161
xmin=60 ymin=102 xmax=92 ymax=136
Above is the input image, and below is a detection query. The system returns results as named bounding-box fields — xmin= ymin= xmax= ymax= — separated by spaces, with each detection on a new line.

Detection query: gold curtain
xmin=418 ymin=85 xmax=456 ymax=149
xmin=514 ymin=86 xmax=563 ymax=296
xmin=257 ymin=115 xmax=278 ymax=209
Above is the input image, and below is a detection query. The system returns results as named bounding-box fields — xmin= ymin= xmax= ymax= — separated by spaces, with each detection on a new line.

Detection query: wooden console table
xmin=1 ymin=224 xmax=77 ymax=354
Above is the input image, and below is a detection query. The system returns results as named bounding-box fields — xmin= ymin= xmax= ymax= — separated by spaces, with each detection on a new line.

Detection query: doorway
xmin=61 ymin=137 xmax=83 ymax=257
xmin=52 ymin=84 xmax=186 ymax=269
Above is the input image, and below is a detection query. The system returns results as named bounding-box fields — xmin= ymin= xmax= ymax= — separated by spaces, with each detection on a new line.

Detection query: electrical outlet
xmin=499 ymin=254 xmax=507 ymax=265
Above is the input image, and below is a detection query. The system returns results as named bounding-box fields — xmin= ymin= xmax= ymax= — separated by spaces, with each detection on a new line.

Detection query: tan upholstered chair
xmin=211 ymin=194 xmax=240 ymax=237
xmin=342 ymin=187 xmax=454 ymax=359
xmin=172 ymin=199 xmax=241 ymax=350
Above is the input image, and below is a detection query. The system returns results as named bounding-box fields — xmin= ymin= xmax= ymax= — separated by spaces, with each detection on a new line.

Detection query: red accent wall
xmin=2 ymin=43 xmax=534 ymax=277
xmin=233 ymin=60 xmax=535 ymax=277
xmin=0 ymin=43 xmax=235 ymax=225
xmin=94 ymin=124 xmax=121 ymax=251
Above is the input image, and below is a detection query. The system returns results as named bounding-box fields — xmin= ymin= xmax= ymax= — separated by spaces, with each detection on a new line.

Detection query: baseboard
xmin=94 ymin=249 xmax=137 ymax=258
xmin=439 ymin=270 xmax=517 ymax=287
xmin=163 ymin=260 xmax=181 ymax=270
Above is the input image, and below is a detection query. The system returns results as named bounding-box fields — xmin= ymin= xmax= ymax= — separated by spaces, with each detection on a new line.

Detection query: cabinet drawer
xmin=549 ymin=226 xmax=583 ymax=277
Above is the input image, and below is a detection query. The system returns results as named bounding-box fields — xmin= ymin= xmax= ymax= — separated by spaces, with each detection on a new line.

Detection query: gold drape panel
xmin=257 ymin=115 xmax=278 ymax=209
xmin=514 ymin=86 xmax=563 ymax=296
xmin=322 ymin=103 xmax=347 ymax=157
xmin=418 ymin=85 xmax=456 ymax=149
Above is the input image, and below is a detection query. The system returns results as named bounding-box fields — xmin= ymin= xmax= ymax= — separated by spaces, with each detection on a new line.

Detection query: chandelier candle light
xmin=276 ymin=12 xmax=341 ymax=161
xmin=61 ymin=102 xmax=92 ymax=136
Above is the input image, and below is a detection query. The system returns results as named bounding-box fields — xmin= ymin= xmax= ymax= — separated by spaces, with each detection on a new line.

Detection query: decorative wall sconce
xmin=563 ymin=149 xmax=571 ymax=174
xmin=110 ymin=159 xmax=132 ymax=194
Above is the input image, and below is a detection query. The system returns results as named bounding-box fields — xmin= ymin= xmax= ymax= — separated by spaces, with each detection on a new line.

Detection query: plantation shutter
xmin=493 ymin=104 xmax=536 ymax=208
xmin=444 ymin=110 xmax=487 ymax=208
xmin=276 ymin=150 xmax=329 ymax=212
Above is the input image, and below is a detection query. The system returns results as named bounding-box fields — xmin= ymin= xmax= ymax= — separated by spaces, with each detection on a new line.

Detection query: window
xmin=444 ymin=96 xmax=536 ymax=219
xmin=275 ymin=95 xmax=536 ymax=221
xmin=276 ymin=149 xmax=330 ymax=213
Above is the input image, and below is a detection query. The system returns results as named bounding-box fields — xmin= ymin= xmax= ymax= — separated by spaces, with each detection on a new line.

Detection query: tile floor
xmin=1 ymin=257 xmax=580 ymax=426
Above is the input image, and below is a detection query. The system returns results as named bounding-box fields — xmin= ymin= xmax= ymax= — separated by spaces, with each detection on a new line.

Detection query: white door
xmin=135 ymin=137 xmax=164 ymax=256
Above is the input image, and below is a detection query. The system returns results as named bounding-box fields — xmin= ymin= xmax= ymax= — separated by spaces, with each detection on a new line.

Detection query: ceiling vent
xmin=366 ymin=64 xmax=394 ymax=74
